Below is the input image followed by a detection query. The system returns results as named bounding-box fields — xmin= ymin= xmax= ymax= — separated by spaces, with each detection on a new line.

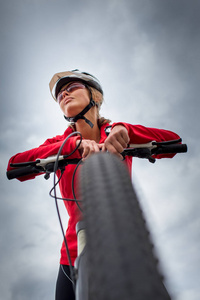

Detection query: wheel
xmin=80 ymin=152 xmax=171 ymax=300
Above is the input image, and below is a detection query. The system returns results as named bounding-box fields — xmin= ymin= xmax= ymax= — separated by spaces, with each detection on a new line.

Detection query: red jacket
xmin=7 ymin=122 xmax=180 ymax=265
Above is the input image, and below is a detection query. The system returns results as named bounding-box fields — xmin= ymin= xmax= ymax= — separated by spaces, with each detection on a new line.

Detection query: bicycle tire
xmin=80 ymin=152 xmax=171 ymax=300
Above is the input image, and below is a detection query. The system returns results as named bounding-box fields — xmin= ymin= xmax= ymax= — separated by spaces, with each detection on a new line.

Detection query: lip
xmin=63 ymin=97 xmax=73 ymax=104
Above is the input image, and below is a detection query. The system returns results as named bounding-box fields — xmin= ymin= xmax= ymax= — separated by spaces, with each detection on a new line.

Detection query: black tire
xmin=80 ymin=152 xmax=171 ymax=300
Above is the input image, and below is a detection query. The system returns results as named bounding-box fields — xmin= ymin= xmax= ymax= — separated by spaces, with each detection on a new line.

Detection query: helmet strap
xmin=64 ymin=98 xmax=95 ymax=128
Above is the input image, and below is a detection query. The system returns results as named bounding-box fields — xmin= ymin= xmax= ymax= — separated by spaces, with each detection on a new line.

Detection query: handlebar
xmin=7 ymin=139 xmax=187 ymax=180
xmin=7 ymin=165 xmax=43 ymax=179
xmin=7 ymin=158 xmax=81 ymax=180
xmin=152 ymin=143 xmax=187 ymax=155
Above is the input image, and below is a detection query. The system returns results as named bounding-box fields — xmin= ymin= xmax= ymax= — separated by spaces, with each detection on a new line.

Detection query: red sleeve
xmin=111 ymin=122 xmax=181 ymax=159
xmin=7 ymin=132 xmax=81 ymax=181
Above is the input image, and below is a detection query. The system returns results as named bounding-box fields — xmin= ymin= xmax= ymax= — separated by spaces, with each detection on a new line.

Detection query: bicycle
xmin=7 ymin=134 xmax=187 ymax=300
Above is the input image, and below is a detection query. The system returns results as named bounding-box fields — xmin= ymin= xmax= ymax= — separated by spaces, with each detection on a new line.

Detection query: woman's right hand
xmin=76 ymin=139 xmax=104 ymax=161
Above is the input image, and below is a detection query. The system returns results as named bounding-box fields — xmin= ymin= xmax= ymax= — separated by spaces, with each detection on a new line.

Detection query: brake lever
xmin=122 ymin=148 xmax=156 ymax=163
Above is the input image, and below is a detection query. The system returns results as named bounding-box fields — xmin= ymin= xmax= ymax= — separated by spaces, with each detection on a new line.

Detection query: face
xmin=57 ymin=81 xmax=91 ymax=117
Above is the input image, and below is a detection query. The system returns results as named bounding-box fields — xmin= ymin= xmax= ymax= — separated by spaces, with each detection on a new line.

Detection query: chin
xmin=65 ymin=107 xmax=81 ymax=118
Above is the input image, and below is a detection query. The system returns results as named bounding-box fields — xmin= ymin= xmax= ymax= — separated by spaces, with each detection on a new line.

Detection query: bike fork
xmin=75 ymin=221 xmax=88 ymax=300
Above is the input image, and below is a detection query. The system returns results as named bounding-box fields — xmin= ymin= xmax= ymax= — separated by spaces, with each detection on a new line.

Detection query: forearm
xmin=111 ymin=122 xmax=180 ymax=144
xmin=111 ymin=122 xmax=181 ymax=159
xmin=7 ymin=136 xmax=81 ymax=181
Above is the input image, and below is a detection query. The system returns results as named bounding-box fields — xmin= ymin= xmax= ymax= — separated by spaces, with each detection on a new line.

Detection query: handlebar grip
xmin=153 ymin=143 xmax=187 ymax=155
xmin=6 ymin=166 xmax=42 ymax=180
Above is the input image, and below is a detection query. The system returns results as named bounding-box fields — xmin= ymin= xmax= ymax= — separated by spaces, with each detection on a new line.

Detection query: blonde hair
xmin=90 ymin=87 xmax=111 ymax=126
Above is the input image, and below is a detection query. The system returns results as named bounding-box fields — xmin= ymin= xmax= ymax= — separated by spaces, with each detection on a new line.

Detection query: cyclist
xmin=7 ymin=69 xmax=181 ymax=300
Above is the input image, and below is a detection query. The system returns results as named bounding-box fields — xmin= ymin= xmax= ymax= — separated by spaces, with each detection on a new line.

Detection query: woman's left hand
xmin=102 ymin=125 xmax=130 ymax=159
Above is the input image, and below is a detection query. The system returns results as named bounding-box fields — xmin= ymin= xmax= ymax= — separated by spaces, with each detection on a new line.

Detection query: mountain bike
xmin=7 ymin=134 xmax=187 ymax=300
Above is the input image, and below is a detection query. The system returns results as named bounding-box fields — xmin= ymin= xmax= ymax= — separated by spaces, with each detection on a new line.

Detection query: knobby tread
xmin=80 ymin=152 xmax=171 ymax=300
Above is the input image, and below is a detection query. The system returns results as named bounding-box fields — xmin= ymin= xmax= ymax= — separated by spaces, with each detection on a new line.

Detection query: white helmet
xmin=49 ymin=69 xmax=103 ymax=101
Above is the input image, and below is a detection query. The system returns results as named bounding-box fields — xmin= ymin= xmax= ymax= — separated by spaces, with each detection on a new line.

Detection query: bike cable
xmin=50 ymin=131 xmax=83 ymax=289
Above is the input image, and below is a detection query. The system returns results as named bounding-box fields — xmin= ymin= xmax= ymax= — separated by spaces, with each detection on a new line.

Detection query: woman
xmin=7 ymin=69 xmax=180 ymax=299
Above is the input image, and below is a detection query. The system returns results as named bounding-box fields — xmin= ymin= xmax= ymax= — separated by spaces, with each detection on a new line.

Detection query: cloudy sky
xmin=0 ymin=0 xmax=199 ymax=299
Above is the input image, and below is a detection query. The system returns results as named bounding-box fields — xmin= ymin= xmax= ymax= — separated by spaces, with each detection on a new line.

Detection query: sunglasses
xmin=57 ymin=82 xmax=86 ymax=103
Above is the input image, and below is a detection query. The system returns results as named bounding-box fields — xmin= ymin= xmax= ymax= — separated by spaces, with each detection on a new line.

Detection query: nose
xmin=62 ymin=89 xmax=69 ymax=96
xmin=60 ymin=89 xmax=70 ymax=102
xmin=58 ymin=88 xmax=69 ymax=104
